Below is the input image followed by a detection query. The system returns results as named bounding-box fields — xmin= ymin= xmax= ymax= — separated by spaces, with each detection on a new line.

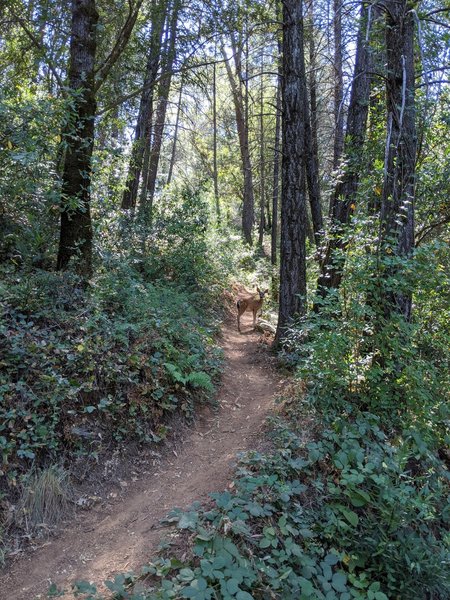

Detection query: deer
xmin=237 ymin=287 xmax=269 ymax=333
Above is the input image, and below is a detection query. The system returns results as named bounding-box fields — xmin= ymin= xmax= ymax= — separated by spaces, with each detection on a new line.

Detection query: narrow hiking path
xmin=1 ymin=314 xmax=282 ymax=600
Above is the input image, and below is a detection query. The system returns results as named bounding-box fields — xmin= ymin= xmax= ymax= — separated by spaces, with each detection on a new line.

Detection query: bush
xmin=57 ymin=414 xmax=449 ymax=599
xmin=0 ymin=261 xmax=223 ymax=496
xmin=279 ymin=239 xmax=450 ymax=441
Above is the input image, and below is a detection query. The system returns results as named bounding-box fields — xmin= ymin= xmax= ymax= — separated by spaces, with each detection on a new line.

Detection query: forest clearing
xmin=0 ymin=0 xmax=449 ymax=598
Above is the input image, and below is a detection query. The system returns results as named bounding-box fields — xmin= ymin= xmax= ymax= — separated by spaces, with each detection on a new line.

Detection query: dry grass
xmin=17 ymin=465 xmax=72 ymax=534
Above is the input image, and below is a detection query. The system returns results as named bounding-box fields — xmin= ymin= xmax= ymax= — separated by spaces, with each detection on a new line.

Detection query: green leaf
xmin=343 ymin=509 xmax=358 ymax=527
xmin=179 ymin=568 xmax=195 ymax=581
xmin=298 ymin=576 xmax=314 ymax=596
xmin=331 ymin=572 xmax=347 ymax=592
xmin=334 ymin=504 xmax=359 ymax=527
xmin=279 ymin=568 xmax=293 ymax=580
xmin=17 ymin=448 xmax=35 ymax=459
xmin=196 ymin=577 xmax=208 ymax=590
xmin=348 ymin=488 xmax=371 ymax=507
xmin=226 ymin=578 xmax=240 ymax=594
xmin=324 ymin=553 xmax=339 ymax=566
xmin=72 ymin=580 xmax=97 ymax=594
xmin=178 ymin=511 xmax=198 ymax=529
xmin=236 ymin=592 xmax=254 ymax=600
xmin=164 ymin=362 xmax=186 ymax=384
xmin=47 ymin=583 xmax=62 ymax=597
xmin=186 ymin=370 xmax=214 ymax=391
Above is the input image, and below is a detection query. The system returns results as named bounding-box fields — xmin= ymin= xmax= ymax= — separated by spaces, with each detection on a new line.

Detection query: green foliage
xmin=0 ymin=88 xmax=63 ymax=268
xmin=281 ymin=228 xmax=449 ymax=438
xmin=56 ymin=415 xmax=448 ymax=599
xmin=0 ymin=262 xmax=222 ymax=486
xmin=147 ymin=416 xmax=448 ymax=599
xmin=75 ymin=218 xmax=447 ymax=600
xmin=143 ymin=185 xmax=212 ymax=289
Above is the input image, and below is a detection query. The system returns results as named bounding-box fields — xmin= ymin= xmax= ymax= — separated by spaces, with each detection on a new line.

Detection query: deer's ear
xmin=256 ymin=286 xmax=261 ymax=292
xmin=264 ymin=289 xmax=269 ymax=294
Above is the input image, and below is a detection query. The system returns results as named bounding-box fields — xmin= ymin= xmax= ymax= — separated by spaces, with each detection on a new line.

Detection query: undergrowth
xmin=52 ymin=239 xmax=449 ymax=600
xmin=55 ymin=409 xmax=449 ymax=600
xmin=0 ymin=267 xmax=222 ymax=477
xmin=0 ymin=185 xmax=255 ymax=557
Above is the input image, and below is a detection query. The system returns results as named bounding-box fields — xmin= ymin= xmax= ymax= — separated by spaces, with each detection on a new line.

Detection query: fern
xmin=164 ymin=362 xmax=186 ymax=384
xmin=185 ymin=370 xmax=214 ymax=392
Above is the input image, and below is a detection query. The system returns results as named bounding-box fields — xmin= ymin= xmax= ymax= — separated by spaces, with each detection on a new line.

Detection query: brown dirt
xmin=0 ymin=313 xmax=282 ymax=600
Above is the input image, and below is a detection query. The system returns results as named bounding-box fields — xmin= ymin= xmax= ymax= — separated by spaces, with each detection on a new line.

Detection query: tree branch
xmin=94 ymin=0 xmax=145 ymax=92
xmin=11 ymin=11 xmax=65 ymax=90
xmin=416 ymin=218 xmax=450 ymax=246
xmin=98 ymin=44 xmax=224 ymax=116
xmin=420 ymin=6 xmax=450 ymax=19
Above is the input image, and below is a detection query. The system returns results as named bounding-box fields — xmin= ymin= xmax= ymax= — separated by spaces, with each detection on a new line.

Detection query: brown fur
xmin=237 ymin=287 xmax=269 ymax=332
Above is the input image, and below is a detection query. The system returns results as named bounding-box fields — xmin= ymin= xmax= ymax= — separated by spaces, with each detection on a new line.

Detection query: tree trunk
xmin=141 ymin=0 xmax=180 ymax=220
xmin=367 ymin=4 xmax=385 ymax=215
xmin=212 ymin=60 xmax=220 ymax=223
xmin=275 ymin=0 xmax=308 ymax=344
xmin=315 ymin=3 xmax=372 ymax=301
xmin=271 ymin=77 xmax=281 ymax=266
xmin=333 ymin=0 xmax=344 ymax=168
xmin=56 ymin=0 xmax=98 ymax=278
xmin=166 ymin=81 xmax=183 ymax=186
xmin=271 ymin=15 xmax=282 ymax=267
xmin=304 ymin=82 xmax=323 ymax=248
xmin=258 ymin=55 xmax=266 ymax=247
xmin=380 ymin=0 xmax=416 ymax=321
xmin=121 ymin=4 xmax=165 ymax=211
xmin=221 ymin=39 xmax=255 ymax=245
xmin=306 ymin=0 xmax=323 ymax=248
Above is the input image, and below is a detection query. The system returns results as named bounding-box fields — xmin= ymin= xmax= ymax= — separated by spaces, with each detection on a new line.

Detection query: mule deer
xmin=237 ymin=287 xmax=268 ymax=333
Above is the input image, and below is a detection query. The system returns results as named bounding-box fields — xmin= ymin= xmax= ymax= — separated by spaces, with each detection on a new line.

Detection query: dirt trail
xmin=0 ymin=314 xmax=281 ymax=600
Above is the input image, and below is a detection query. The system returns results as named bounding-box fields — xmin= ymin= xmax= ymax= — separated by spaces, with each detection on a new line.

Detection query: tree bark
xmin=166 ymin=81 xmax=183 ymax=186
xmin=141 ymin=0 xmax=180 ymax=220
xmin=315 ymin=3 xmax=372 ymax=301
xmin=258 ymin=55 xmax=266 ymax=247
xmin=275 ymin=0 xmax=308 ymax=344
xmin=56 ymin=0 xmax=98 ymax=278
xmin=121 ymin=4 xmax=165 ymax=211
xmin=367 ymin=4 xmax=385 ymax=215
xmin=221 ymin=37 xmax=255 ymax=245
xmin=306 ymin=1 xmax=323 ymax=248
xmin=271 ymin=83 xmax=281 ymax=266
xmin=212 ymin=60 xmax=220 ymax=223
xmin=304 ymin=78 xmax=323 ymax=248
xmin=271 ymin=17 xmax=282 ymax=267
xmin=379 ymin=0 xmax=416 ymax=321
xmin=332 ymin=0 xmax=344 ymax=168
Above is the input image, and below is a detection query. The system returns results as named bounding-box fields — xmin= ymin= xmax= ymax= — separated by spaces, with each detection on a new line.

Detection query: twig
xmin=11 ymin=11 xmax=65 ymax=91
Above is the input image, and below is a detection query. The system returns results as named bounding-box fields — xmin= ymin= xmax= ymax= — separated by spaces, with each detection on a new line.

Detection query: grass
xmin=16 ymin=465 xmax=72 ymax=533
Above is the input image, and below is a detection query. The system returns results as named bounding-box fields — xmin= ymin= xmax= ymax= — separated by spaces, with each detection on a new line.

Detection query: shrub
xmin=57 ymin=415 xmax=449 ymax=599
xmin=0 ymin=263 xmax=222 ymax=491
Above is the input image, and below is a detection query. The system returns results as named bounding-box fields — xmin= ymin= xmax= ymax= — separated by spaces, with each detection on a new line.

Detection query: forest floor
xmin=0 ymin=311 xmax=282 ymax=600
